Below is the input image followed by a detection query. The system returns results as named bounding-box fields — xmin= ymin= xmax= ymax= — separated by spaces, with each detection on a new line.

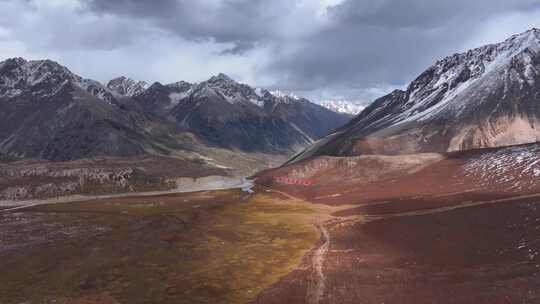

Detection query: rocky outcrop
xmin=0 ymin=156 xmax=228 ymax=201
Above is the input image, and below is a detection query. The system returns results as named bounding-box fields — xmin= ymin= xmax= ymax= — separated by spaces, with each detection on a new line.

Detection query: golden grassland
xmin=0 ymin=189 xmax=323 ymax=304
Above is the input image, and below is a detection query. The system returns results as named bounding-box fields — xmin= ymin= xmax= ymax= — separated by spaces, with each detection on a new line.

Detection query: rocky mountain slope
xmin=132 ymin=73 xmax=351 ymax=153
xmin=255 ymin=142 xmax=540 ymax=304
xmin=0 ymin=58 xmax=192 ymax=161
xmin=290 ymin=28 xmax=540 ymax=163
xmin=0 ymin=58 xmax=350 ymax=164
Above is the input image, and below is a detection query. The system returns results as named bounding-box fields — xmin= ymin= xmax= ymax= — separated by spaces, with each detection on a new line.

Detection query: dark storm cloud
xmin=3 ymin=0 xmax=540 ymax=104
xmin=328 ymin=0 xmax=540 ymax=29
xmin=219 ymin=41 xmax=257 ymax=55
xmin=80 ymin=0 xmax=540 ymax=101
xmin=268 ymin=0 xmax=540 ymax=93
xmin=85 ymin=0 xmax=287 ymax=45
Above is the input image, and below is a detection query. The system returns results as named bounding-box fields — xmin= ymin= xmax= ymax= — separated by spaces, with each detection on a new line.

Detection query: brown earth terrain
xmin=0 ymin=155 xmax=230 ymax=201
xmin=253 ymin=143 xmax=540 ymax=303
xmin=3 ymin=143 xmax=540 ymax=303
xmin=0 ymin=148 xmax=289 ymax=202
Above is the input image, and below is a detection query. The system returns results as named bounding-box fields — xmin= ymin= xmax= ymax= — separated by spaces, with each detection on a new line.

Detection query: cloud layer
xmin=1 ymin=0 xmax=540 ymax=104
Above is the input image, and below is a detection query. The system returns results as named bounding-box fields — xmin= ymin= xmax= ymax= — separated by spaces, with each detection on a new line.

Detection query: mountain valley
xmin=4 ymin=27 xmax=540 ymax=304
xmin=0 ymin=58 xmax=349 ymax=200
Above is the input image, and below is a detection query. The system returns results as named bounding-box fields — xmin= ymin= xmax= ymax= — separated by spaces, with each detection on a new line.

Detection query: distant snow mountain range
xmin=0 ymin=58 xmax=350 ymax=162
xmin=319 ymin=100 xmax=366 ymax=115
xmin=111 ymin=76 xmax=363 ymax=115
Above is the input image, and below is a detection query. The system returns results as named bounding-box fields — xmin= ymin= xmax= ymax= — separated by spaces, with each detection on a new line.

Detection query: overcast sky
xmin=2 ymin=0 xmax=540 ymax=104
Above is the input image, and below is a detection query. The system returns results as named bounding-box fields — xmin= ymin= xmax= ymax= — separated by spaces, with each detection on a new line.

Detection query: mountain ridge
xmin=288 ymin=28 xmax=540 ymax=163
xmin=0 ymin=58 xmax=350 ymax=164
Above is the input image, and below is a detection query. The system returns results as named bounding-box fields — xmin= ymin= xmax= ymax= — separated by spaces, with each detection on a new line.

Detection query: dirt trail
xmin=306 ymin=224 xmax=330 ymax=304
xmin=264 ymin=187 xmax=369 ymax=304
xmin=263 ymin=187 xmax=343 ymax=304
xmin=260 ymin=188 xmax=540 ymax=304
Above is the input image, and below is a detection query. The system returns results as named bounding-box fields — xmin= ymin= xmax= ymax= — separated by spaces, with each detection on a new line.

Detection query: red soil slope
xmin=254 ymin=143 xmax=540 ymax=304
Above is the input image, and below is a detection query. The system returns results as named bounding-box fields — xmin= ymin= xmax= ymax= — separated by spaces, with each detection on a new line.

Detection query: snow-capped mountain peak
xmin=0 ymin=57 xmax=118 ymax=103
xmin=288 ymin=28 xmax=540 ymax=163
xmin=107 ymin=76 xmax=149 ymax=97
xmin=207 ymin=73 xmax=234 ymax=84
xmin=319 ymin=100 xmax=365 ymax=115
xmin=166 ymin=81 xmax=193 ymax=106
xmin=0 ymin=58 xmax=80 ymax=99
xmin=167 ymin=80 xmax=192 ymax=91
xmin=0 ymin=57 xmax=26 ymax=70
xmin=381 ymin=27 xmax=540 ymax=127
xmin=195 ymin=73 xmax=263 ymax=105
xmin=161 ymin=74 xmax=315 ymax=108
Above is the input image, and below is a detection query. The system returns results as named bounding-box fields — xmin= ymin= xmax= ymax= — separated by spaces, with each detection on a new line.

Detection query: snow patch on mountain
xmin=249 ymin=97 xmax=265 ymax=107
xmin=254 ymin=87 xmax=265 ymax=97
xmin=168 ymin=92 xmax=190 ymax=106
xmin=461 ymin=144 xmax=540 ymax=191
xmin=165 ymin=81 xmax=193 ymax=106
xmin=107 ymin=76 xmax=149 ymax=97
xmin=270 ymin=90 xmax=301 ymax=100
